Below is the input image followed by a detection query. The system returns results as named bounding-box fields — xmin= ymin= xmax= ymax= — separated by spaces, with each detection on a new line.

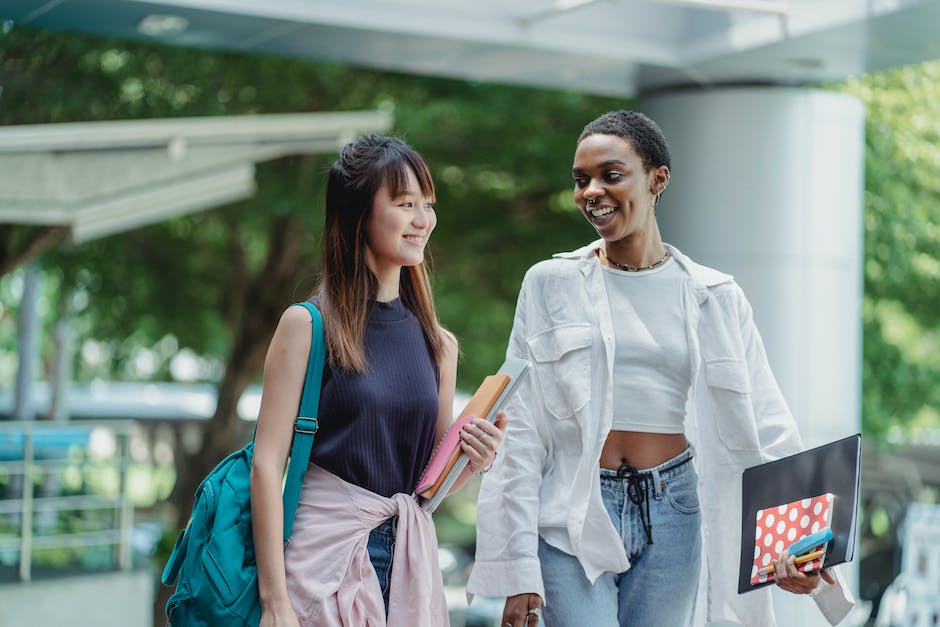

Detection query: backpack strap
xmin=281 ymin=301 xmax=326 ymax=542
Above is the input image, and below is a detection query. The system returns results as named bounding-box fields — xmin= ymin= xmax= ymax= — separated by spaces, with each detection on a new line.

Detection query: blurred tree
xmin=4 ymin=19 xmax=940 ymax=626
xmin=0 ymin=27 xmax=621 ymax=617
xmin=839 ymin=62 xmax=940 ymax=440
xmin=0 ymin=27 xmax=619 ymax=390
xmin=0 ymin=225 xmax=67 ymax=276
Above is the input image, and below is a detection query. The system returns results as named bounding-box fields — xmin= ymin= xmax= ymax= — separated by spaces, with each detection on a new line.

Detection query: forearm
xmin=251 ymin=463 xmax=290 ymax=607
xmin=446 ymin=464 xmax=476 ymax=495
xmin=444 ymin=454 xmax=497 ymax=495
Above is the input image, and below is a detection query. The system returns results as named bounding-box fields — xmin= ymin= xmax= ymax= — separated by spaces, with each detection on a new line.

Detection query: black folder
xmin=738 ymin=433 xmax=861 ymax=594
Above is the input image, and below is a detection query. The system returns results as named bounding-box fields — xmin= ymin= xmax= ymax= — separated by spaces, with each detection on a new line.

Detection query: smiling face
xmin=572 ymin=133 xmax=669 ymax=246
xmin=364 ymin=166 xmax=436 ymax=278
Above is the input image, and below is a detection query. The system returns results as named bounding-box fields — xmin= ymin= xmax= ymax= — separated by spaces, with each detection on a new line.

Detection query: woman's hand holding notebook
xmin=415 ymin=357 xmax=530 ymax=513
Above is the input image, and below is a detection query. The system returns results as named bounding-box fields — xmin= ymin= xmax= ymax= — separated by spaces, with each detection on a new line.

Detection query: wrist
xmin=260 ymin=591 xmax=292 ymax=610
xmin=471 ymin=451 xmax=496 ymax=476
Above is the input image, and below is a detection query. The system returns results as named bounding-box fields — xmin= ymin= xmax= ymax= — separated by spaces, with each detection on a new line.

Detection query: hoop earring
xmin=653 ymin=182 xmax=667 ymax=206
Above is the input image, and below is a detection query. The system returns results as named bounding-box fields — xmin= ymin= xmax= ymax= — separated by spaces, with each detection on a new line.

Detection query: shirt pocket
xmin=704 ymin=358 xmax=760 ymax=451
xmin=527 ymin=323 xmax=593 ymax=420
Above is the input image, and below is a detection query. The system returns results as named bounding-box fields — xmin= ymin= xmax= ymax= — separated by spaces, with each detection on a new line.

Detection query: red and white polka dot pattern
xmin=750 ymin=492 xmax=833 ymax=585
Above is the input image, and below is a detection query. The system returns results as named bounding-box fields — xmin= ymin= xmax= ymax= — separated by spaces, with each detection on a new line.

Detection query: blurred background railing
xmin=0 ymin=420 xmax=136 ymax=582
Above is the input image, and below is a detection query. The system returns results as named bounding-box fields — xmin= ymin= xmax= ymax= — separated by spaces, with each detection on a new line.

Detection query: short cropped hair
xmin=579 ymin=110 xmax=671 ymax=173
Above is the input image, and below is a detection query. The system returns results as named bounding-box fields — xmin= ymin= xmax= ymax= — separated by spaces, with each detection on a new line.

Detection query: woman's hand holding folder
xmin=772 ymin=551 xmax=836 ymax=595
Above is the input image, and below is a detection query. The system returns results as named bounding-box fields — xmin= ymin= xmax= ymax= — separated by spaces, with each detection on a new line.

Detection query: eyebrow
xmin=393 ymin=189 xmax=435 ymax=203
xmin=572 ymin=159 xmax=628 ymax=173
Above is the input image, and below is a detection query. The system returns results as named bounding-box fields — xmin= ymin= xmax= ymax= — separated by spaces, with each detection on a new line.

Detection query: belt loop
xmin=651 ymin=467 xmax=664 ymax=499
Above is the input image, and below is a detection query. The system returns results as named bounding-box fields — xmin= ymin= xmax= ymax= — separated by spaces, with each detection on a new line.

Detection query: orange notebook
xmin=415 ymin=374 xmax=510 ymax=498
xmin=415 ymin=357 xmax=530 ymax=513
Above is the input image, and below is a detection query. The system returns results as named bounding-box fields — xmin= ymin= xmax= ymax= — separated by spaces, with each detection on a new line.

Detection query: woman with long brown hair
xmin=250 ymin=135 xmax=504 ymax=626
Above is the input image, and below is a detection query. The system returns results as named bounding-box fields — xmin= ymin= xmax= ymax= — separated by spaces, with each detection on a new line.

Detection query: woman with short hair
xmin=468 ymin=111 xmax=854 ymax=627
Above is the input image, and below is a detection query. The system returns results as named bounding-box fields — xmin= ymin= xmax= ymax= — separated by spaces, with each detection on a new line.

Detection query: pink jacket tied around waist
xmin=284 ymin=464 xmax=449 ymax=626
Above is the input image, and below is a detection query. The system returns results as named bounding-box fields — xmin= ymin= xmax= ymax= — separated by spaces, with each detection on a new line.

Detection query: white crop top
xmin=602 ymin=256 xmax=691 ymax=434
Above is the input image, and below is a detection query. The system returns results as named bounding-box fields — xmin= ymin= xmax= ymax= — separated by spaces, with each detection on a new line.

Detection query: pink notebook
xmin=415 ymin=375 xmax=509 ymax=498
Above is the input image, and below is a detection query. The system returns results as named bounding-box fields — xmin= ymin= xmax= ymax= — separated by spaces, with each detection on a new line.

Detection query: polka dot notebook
xmin=737 ymin=434 xmax=860 ymax=595
xmin=750 ymin=492 xmax=834 ymax=585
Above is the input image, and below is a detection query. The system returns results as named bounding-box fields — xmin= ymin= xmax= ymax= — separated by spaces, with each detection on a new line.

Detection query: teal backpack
xmin=161 ymin=302 xmax=325 ymax=626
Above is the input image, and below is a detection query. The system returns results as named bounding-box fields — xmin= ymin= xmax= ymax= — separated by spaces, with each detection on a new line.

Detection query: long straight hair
xmin=318 ymin=135 xmax=445 ymax=372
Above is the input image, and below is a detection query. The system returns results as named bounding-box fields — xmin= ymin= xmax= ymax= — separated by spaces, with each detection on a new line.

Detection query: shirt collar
xmin=552 ymin=239 xmax=734 ymax=291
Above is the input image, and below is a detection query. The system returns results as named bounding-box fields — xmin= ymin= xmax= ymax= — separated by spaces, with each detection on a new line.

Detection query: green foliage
xmin=393 ymin=81 xmax=614 ymax=384
xmin=838 ymin=61 xmax=940 ymax=439
xmin=6 ymin=24 xmax=940 ymax=441
xmin=0 ymin=25 xmax=621 ymax=389
xmin=3 ymin=19 xmax=940 ymax=593
xmin=0 ymin=28 xmax=628 ymax=569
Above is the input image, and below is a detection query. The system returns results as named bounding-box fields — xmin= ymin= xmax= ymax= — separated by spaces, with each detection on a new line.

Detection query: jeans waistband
xmin=599 ymin=446 xmax=694 ymax=487
xmin=599 ymin=446 xmax=695 ymax=545
xmin=372 ymin=516 xmax=398 ymax=537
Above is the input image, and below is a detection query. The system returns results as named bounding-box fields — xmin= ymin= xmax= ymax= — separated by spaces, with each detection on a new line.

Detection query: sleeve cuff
xmin=811 ymin=569 xmax=856 ymax=625
xmin=465 ymin=556 xmax=544 ymax=605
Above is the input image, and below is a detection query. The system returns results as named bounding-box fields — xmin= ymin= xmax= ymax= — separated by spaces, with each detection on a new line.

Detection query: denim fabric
xmin=539 ymin=448 xmax=702 ymax=627
xmin=367 ymin=516 xmax=397 ymax=615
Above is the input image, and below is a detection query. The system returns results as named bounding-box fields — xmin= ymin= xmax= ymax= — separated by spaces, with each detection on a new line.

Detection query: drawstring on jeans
xmin=612 ymin=453 xmax=693 ymax=546
xmin=617 ymin=462 xmax=654 ymax=545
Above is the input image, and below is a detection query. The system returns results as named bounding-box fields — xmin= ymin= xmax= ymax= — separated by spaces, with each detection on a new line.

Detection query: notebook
xmin=738 ymin=433 xmax=861 ymax=593
xmin=750 ymin=492 xmax=834 ymax=585
xmin=415 ymin=357 xmax=530 ymax=513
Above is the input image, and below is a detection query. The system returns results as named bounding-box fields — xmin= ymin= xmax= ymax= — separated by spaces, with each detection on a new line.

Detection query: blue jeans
xmin=539 ymin=448 xmax=702 ymax=627
xmin=367 ymin=516 xmax=397 ymax=615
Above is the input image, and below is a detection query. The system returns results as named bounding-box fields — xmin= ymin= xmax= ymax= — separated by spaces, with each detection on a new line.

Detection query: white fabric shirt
xmin=467 ymin=241 xmax=855 ymax=627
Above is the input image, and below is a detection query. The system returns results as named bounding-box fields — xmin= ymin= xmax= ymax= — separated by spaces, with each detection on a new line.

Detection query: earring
xmin=655 ymin=182 xmax=668 ymax=203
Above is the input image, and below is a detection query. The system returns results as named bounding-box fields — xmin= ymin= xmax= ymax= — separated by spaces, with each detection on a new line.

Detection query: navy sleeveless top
xmin=309 ymin=298 xmax=440 ymax=497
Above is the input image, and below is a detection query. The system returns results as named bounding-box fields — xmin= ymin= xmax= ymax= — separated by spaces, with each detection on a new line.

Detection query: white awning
xmin=0 ymin=110 xmax=392 ymax=242
xmin=5 ymin=1 xmax=940 ymax=97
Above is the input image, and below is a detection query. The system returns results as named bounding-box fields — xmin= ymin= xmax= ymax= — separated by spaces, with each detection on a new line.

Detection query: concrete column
xmin=50 ymin=315 xmax=74 ymax=422
xmin=642 ymin=87 xmax=864 ymax=624
xmin=14 ymin=264 xmax=42 ymax=421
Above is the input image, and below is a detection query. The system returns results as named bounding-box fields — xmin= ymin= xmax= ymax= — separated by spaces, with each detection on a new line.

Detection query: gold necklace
xmin=601 ymin=248 xmax=670 ymax=272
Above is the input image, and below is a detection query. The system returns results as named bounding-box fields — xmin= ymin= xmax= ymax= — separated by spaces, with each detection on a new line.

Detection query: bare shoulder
xmin=438 ymin=327 xmax=460 ymax=372
xmin=279 ymin=303 xmax=316 ymax=331
xmin=268 ymin=304 xmax=315 ymax=357
xmin=440 ymin=327 xmax=458 ymax=351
